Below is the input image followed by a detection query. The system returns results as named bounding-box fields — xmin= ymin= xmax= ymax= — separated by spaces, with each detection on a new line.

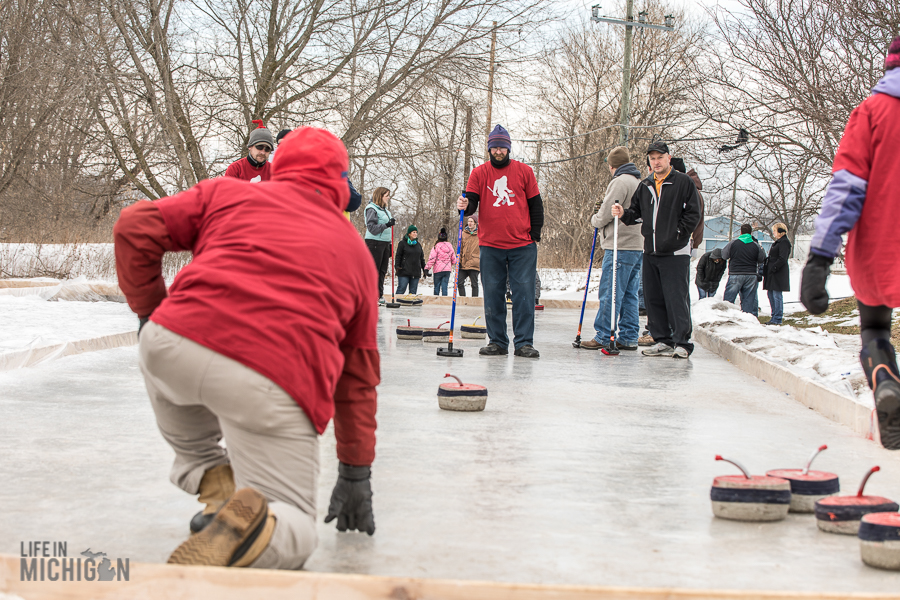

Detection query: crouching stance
xmin=114 ymin=128 xmax=379 ymax=568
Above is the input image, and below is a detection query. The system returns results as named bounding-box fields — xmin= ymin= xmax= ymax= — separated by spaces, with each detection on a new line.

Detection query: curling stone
xmin=460 ymin=316 xmax=487 ymax=339
xmin=398 ymin=294 xmax=423 ymax=306
xmin=396 ymin=319 xmax=424 ymax=340
xmin=815 ymin=466 xmax=898 ymax=534
xmin=859 ymin=512 xmax=900 ymax=571
xmin=535 ymin=304 xmax=544 ymax=311
xmin=423 ymin=321 xmax=451 ymax=343
xmin=711 ymin=455 xmax=791 ymax=522
xmin=438 ymin=374 xmax=487 ymax=411
xmin=767 ymin=444 xmax=840 ymax=513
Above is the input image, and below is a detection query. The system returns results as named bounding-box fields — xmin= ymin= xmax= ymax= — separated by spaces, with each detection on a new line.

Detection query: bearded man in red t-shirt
xmin=458 ymin=125 xmax=544 ymax=358
xmin=224 ymin=120 xmax=274 ymax=182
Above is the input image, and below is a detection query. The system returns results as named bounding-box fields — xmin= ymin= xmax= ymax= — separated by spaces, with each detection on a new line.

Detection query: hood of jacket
xmin=270 ymin=127 xmax=349 ymax=212
xmin=873 ymin=68 xmax=900 ymax=98
xmin=711 ymin=248 xmax=722 ymax=260
xmin=687 ymin=168 xmax=703 ymax=191
xmin=614 ymin=163 xmax=642 ymax=179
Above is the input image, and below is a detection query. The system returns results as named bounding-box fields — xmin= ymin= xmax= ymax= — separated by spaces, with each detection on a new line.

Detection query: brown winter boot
xmin=169 ymin=488 xmax=275 ymax=567
xmin=637 ymin=334 xmax=655 ymax=346
xmin=189 ymin=463 xmax=235 ymax=534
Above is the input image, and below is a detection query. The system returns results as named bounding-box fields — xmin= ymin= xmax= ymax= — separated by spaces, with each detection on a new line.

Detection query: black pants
xmin=860 ymin=301 xmax=893 ymax=345
xmin=365 ymin=239 xmax=391 ymax=300
xmin=643 ymin=254 xmax=693 ymax=352
xmin=458 ymin=269 xmax=479 ymax=297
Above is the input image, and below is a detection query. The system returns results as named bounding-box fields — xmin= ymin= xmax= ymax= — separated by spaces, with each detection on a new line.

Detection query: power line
xmin=511 ymin=118 xmax=706 ymax=144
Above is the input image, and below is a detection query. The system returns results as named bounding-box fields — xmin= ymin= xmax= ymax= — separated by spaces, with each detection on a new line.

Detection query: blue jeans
xmin=768 ymin=289 xmax=784 ymax=324
xmin=638 ymin=257 xmax=645 ymax=310
xmin=724 ymin=274 xmax=760 ymax=316
xmin=480 ymin=243 xmax=538 ymax=350
xmin=397 ymin=276 xmax=419 ymax=295
xmin=697 ymin=287 xmax=711 ymax=299
xmin=433 ymin=271 xmax=450 ymax=295
xmin=593 ymin=250 xmax=642 ymax=345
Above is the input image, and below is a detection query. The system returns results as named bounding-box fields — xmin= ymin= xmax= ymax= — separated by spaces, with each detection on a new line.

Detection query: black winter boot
xmin=860 ymin=338 xmax=900 ymax=450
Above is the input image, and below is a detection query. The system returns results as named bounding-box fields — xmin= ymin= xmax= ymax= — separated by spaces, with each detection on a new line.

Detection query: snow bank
xmin=693 ymin=299 xmax=872 ymax=408
xmin=0 ymin=292 xmax=137 ymax=355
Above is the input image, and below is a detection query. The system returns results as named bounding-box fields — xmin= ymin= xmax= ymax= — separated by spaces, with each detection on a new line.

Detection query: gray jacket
xmin=590 ymin=164 xmax=644 ymax=251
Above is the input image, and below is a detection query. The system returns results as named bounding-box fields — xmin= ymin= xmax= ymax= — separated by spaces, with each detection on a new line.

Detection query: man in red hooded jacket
xmin=801 ymin=36 xmax=900 ymax=450
xmin=113 ymin=127 xmax=379 ymax=569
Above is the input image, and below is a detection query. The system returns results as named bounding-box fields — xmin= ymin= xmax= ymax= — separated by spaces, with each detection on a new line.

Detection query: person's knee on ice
xmin=114 ymin=127 xmax=379 ymax=569
xmin=460 ymin=124 xmax=543 ymax=356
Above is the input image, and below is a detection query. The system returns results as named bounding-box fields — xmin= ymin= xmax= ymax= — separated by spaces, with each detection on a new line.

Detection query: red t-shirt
xmin=465 ymin=160 xmax=539 ymax=249
xmin=224 ymin=157 xmax=271 ymax=182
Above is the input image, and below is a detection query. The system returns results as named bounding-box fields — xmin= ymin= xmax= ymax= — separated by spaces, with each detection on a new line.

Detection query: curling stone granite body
xmin=766 ymin=469 xmax=840 ymax=513
xmin=423 ymin=328 xmax=450 ymax=343
xmin=710 ymin=475 xmax=792 ymax=521
xmin=437 ymin=382 xmax=487 ymax=411
xmin=815 ymin=495 xmax=899 ymax=534
xmin=460 ymin=324 xmax=486 ymax=339
xmin=396 ymin=326 xmax=424 ymax=340
xmin=859 ymin=512 xmax=900 ymax=571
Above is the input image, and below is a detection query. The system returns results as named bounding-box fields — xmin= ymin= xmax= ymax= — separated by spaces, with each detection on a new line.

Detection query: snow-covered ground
xmin=532 ymin=258 xmax=854 ymax=317
xmin=693 ymin=299 xmax=871 ymax=408
xmin=0 ymin=286 xmax=136 ymax=354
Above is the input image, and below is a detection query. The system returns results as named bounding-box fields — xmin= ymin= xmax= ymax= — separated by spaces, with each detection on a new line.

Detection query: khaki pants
xmin=139 ymin=321 xmax=318 ymax=569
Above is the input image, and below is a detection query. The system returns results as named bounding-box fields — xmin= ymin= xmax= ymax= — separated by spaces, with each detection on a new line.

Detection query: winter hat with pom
xmin=438 ymin=227 xmax=448 ymax=241
xmin=886 ymin=36 xmax=900 ymax=70
xmin=247 ymin=119 xmax=275 ymax=150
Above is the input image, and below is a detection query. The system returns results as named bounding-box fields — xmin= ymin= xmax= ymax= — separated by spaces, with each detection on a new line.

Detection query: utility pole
xmin=464 ymin=106 xmax=472 ymax=184
xmin=592 ymin=6 xmax=675 ymax=146
xmin=534 ymin=141 xmax=543 ymax=184
xmin=484 ymin=22 xmax=497 ymax=162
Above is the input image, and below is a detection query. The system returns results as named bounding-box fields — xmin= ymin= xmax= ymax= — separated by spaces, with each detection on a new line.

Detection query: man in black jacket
xmin=721 ymin=223 xmax=766 ymax=316
xmin=612 ymin=142 xmax=701 ymax=358
xmin=695 ymin=248 xmax=726 ymax=298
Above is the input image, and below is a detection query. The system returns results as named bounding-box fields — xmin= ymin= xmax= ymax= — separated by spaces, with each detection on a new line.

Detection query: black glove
xmin=800 ymin=254 xmax=833 ymax=315
xmin=423 ymin=270 xmax=430 ymax=277
xmin=138 ymin=317 xmax=149 ymax=337
xmin=386 ymin=218 xmax=396 ymax=227
xmin=325 ymin=463 xmax=375 ymax=535
xmin=756 ymin=274 xmax=763 ymax=282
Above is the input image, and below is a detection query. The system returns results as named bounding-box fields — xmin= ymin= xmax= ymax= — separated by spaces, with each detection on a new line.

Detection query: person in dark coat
xmin=763 ymin=223 xmax=791 ymax=325
xmin=395 ymin=224 xmax=426 ymax=296
xmin=695 ymin=248 xmax=726 ymax=298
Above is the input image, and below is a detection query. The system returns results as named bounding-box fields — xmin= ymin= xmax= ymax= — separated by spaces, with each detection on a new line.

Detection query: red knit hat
xmin=886 ymin=36 xmax=900 ymax=70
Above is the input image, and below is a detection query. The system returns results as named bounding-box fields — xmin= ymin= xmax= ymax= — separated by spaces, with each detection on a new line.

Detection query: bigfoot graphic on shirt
xmin=489 ymin=176 xmax=516 ymax=207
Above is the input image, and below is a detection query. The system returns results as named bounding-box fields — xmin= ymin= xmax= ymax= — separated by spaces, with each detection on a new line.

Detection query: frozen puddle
xmin=1 ymin=305 xmax=899 ymax=593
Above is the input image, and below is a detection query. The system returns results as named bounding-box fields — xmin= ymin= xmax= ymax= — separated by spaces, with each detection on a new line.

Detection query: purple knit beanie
xmin=487 ymin=124 xmax=512 ymax=151
xmin=887 ymin=36 xmax=900 ymax=70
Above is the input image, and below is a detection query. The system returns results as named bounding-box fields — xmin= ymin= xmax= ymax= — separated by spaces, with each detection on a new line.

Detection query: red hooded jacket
xmin=114 ymin=128 xmax=379 ymax=466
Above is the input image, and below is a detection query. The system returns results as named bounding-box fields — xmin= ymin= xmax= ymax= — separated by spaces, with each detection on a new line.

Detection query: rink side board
xmin=1 ymin=555 xmax=895 ymax=600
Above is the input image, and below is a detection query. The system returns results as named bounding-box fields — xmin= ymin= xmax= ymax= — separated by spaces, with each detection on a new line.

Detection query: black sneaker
xmin=514 ymin=345 xmax=540 ymax=358
xmin=479 ymin=343 xmax=508 ymax=356
xmin=861 ymin=339 xmax=900 ymax=450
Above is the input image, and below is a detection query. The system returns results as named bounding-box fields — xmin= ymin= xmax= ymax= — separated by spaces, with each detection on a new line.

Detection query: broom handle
xmin=448 ymin=206 xmax=465 ymax=344
xmin=577 ymin=228 xmax=599 ymax=337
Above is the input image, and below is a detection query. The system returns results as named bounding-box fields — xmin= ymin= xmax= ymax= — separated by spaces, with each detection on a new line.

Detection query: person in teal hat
xmin=395 ymin=224 xmax=426 ymax=296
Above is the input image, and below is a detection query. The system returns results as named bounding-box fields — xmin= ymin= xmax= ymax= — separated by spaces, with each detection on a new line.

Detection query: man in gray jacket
xmin=581 ymin=147 xmax=644 ymax=351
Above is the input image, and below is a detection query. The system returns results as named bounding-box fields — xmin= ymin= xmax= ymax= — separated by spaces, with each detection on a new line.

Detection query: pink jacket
xmin=426 ymin=241 xmax=456 ymax=273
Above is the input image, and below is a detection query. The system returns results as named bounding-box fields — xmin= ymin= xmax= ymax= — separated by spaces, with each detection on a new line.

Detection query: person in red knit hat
xmin=224 ymin=119 xmax=274 ymax=182
xmin=801 ymin=36 xmax=900 ymax=450
xmin=114 ymin=127 xmax=379 ymax=568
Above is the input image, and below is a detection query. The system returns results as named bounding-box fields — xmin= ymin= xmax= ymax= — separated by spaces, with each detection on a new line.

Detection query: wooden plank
xmin=1 ymin=555 xmax=896 ymax=600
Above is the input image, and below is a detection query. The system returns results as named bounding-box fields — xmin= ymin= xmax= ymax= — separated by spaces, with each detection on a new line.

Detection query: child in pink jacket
xmin=426 ymin=227 xmax=457 ymax=296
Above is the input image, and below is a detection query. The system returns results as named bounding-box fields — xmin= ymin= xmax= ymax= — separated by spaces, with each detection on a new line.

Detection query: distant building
xmin=701 ymin=215 xmax=773 ymax=254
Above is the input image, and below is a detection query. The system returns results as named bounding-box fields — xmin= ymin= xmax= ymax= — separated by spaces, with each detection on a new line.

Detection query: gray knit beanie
xmin=247 ymin=120 xmax=275 ymax=149
xmin=607 ymin=146 xmax=630 ymax=170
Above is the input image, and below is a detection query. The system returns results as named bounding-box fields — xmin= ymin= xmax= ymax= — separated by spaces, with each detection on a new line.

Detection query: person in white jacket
xmin=581 ymin=147 xmax=645 ymax=351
